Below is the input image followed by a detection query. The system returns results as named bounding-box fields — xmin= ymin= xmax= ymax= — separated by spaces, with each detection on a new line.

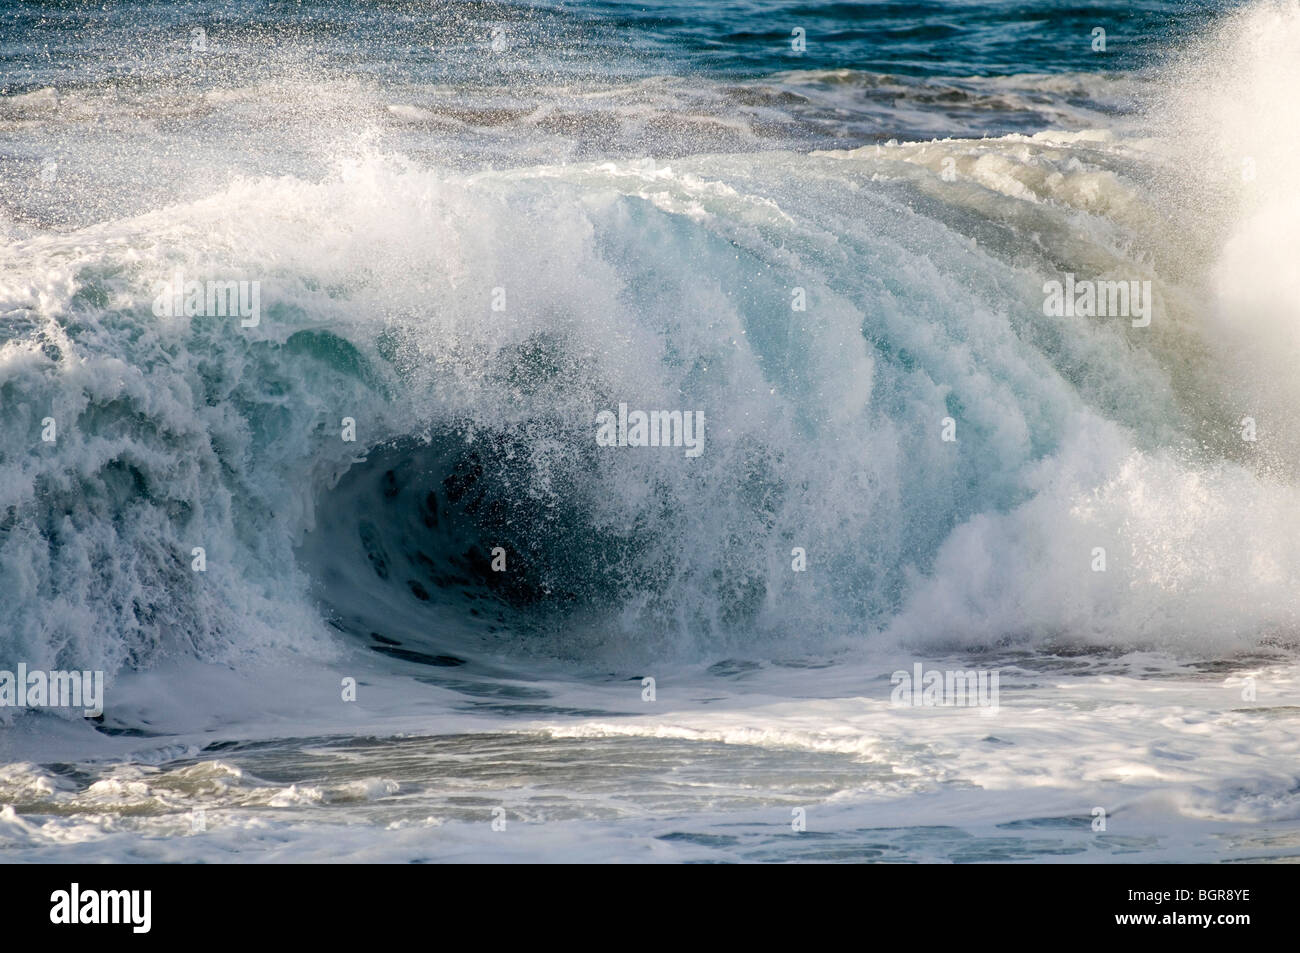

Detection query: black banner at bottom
xmin=3 ymin=863 xmax=1274 ymax=940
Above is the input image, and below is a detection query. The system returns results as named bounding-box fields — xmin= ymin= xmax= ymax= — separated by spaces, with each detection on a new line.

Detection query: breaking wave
xmin=4 ymin=1 xmax=1300 ymax=677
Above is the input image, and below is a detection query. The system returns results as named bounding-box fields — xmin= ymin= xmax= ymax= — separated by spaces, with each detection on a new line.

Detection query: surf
xmin=1 ymin=1 xmax=1299 ymax=689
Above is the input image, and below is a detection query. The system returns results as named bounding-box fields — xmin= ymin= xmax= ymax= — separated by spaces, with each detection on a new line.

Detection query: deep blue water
xmin=2 ymin=0 xmax=1230 ymax=90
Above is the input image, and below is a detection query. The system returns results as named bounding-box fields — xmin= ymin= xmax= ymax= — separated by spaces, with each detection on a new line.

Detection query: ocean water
xmin=2 ymin=0 xmax=1300 ymax=863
